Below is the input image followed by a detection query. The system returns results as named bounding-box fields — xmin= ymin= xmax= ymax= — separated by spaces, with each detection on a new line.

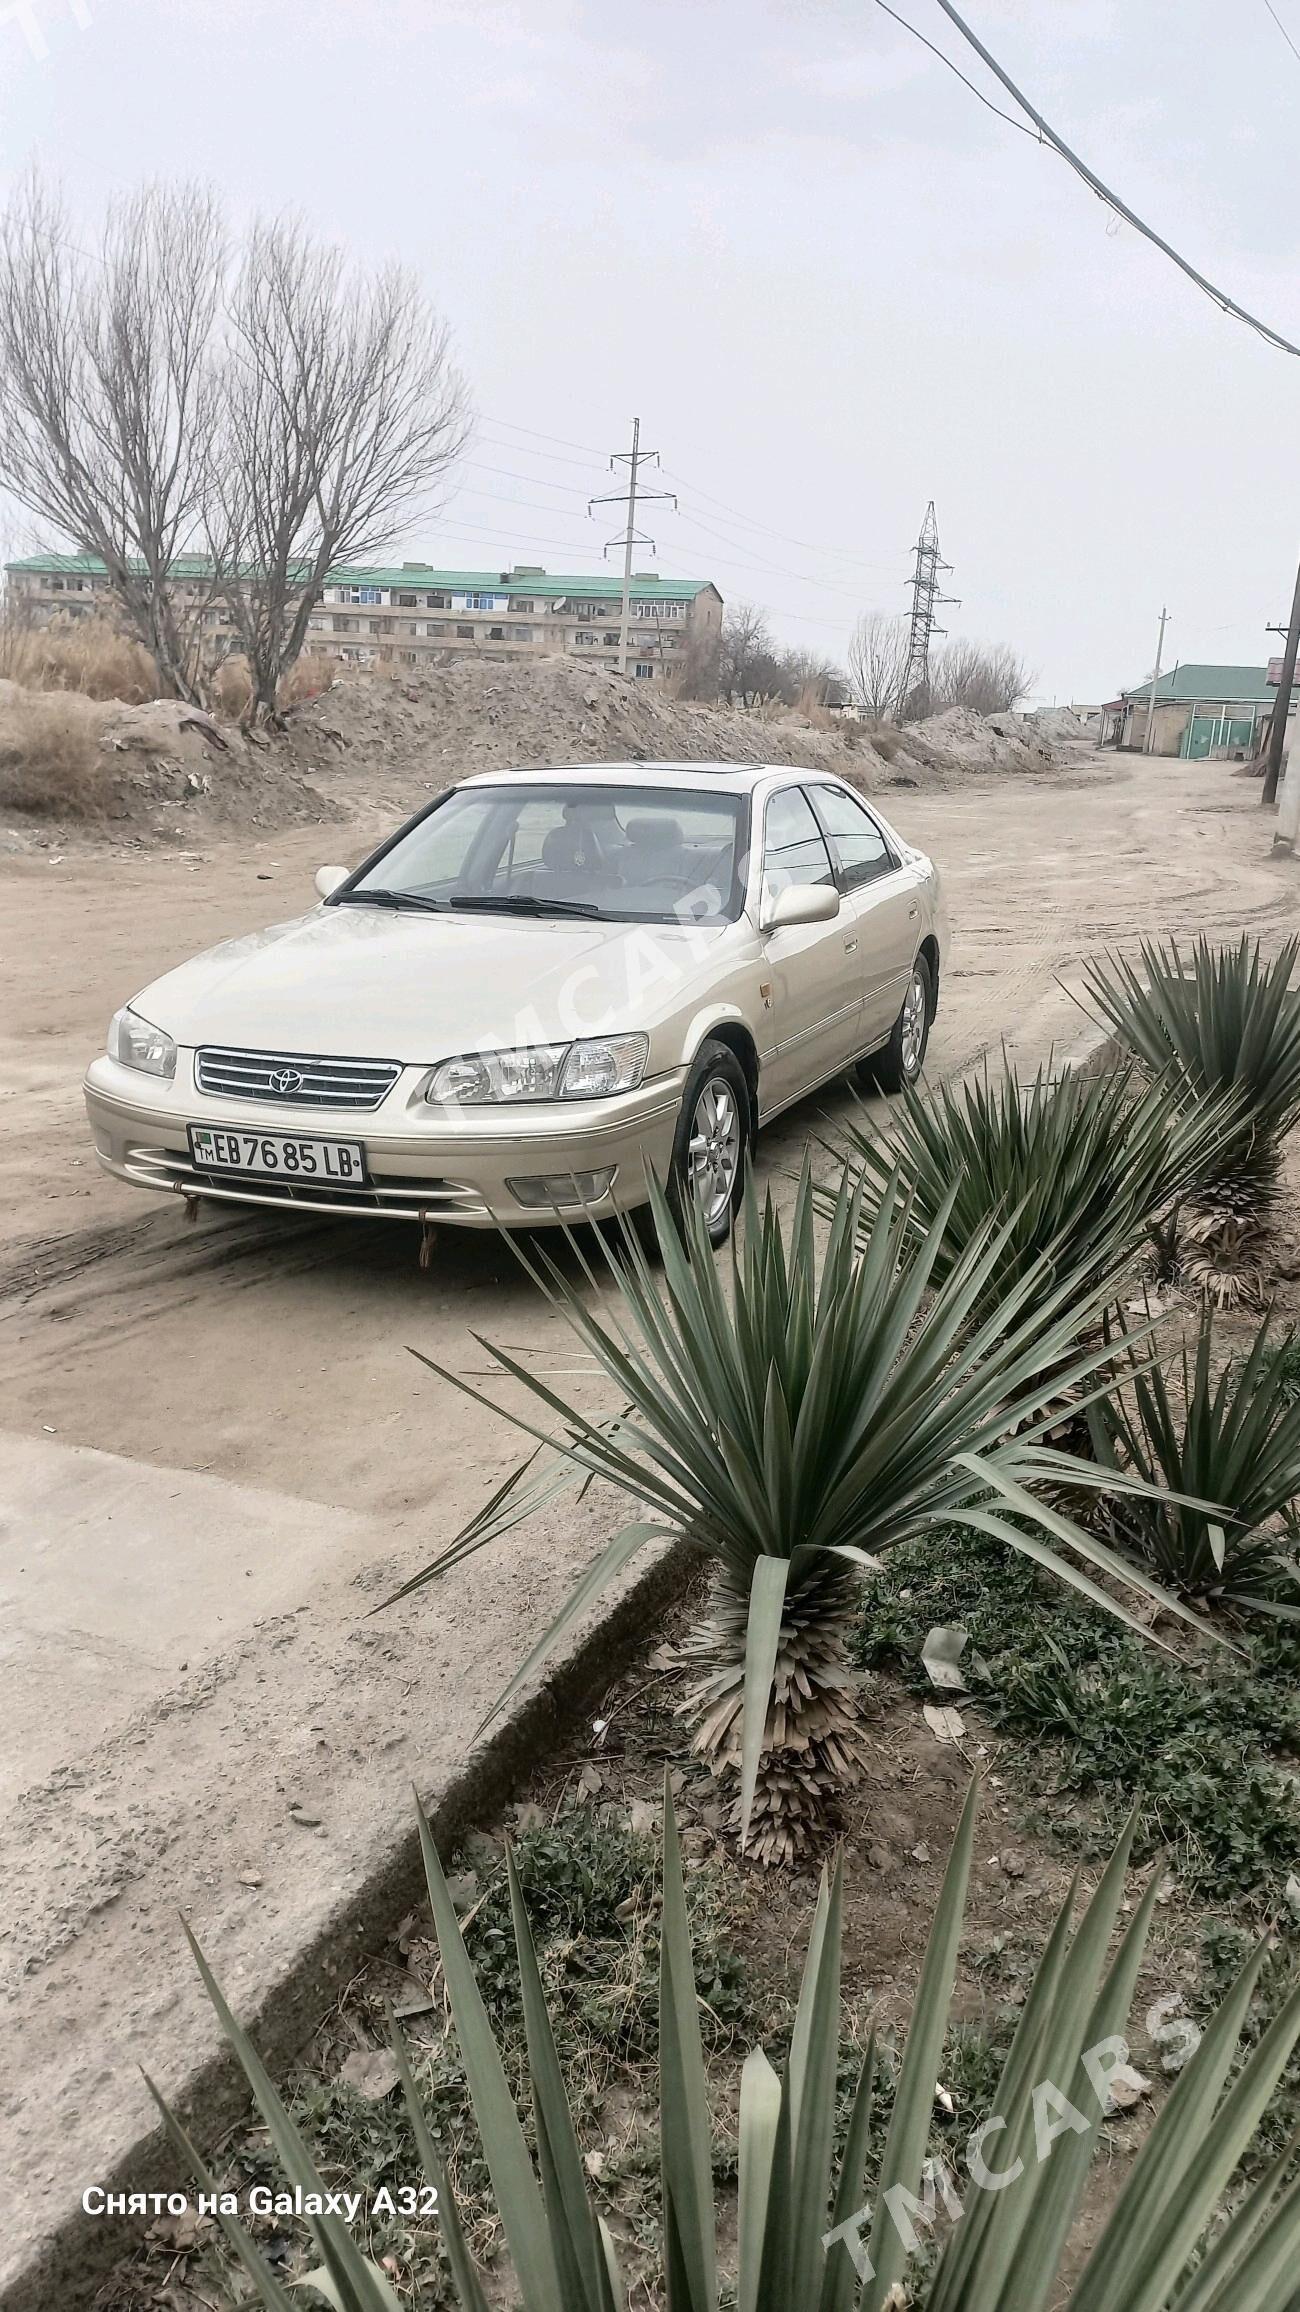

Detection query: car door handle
xmin=843 ymin=936 xmax=859 ymax=953
xmin=908 ymin=905 xmax=919 ymax=920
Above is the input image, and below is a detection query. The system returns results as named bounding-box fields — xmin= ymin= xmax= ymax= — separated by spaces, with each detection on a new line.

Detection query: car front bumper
xmin=83 ymin=1053 xmax=686 ymax=1229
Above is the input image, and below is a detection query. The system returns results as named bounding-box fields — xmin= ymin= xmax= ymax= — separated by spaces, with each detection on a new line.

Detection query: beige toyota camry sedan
xmin=84 ymin=761 xmax=947 ymax=1245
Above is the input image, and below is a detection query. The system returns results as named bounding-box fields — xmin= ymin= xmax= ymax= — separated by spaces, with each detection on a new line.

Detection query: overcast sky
xmin=3 ymin=0 xmax=1298 ymax=704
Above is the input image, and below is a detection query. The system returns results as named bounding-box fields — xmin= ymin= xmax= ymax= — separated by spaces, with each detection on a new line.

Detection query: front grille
xmin=195 ymin=1046 xmax=402 ymax=1111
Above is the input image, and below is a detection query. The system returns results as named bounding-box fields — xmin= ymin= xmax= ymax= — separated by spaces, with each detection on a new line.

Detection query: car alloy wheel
xmin=688 ymin=1074 xmax=742 ymax=1227
xmin=899 ymin=966 xmax=928 ymax=1076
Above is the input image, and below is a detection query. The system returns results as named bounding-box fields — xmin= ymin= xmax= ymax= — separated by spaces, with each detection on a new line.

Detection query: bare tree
xmin=777 ymin=646 xmax=847 ymax=708
xmin=667 ymin=623 xmax=722 ymax=700
xmin=928 ymin=639 xmax=1033 ymax=716
xmin=0 ymin=176 xmax=223 ymax=701
xmin=210 ymin=221 xmax=469 ymax=725
xmin=848 ymin=610 xmax=913 ymax=722
xmin=718 ymin=600 xmax=786 ymax=705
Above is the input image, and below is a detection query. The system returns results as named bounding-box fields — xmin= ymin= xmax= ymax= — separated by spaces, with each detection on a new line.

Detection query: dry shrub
xmin=210 ymin=651 xmax=338 ymax=719
xmin=0 ymin=686 xmax=105 ymax=813
xmin=0 ymin=613 xmax=160 ymax=704
xmin=791 ymin=683 xmax=836 ymax=730
xmin=209 ymin=656 xmax=252 ymax=719
xmin=869 ymin=725 xmax=901 ymax=762
xmin=280 ymin=651 xmax=337 ymax=707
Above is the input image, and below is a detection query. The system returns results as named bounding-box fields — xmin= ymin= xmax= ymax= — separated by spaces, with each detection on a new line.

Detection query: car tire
xmin=858 ymin=955 xmax=932 ymax=1094
xmin=667 ymin=1039 xmax=751 ymax=1248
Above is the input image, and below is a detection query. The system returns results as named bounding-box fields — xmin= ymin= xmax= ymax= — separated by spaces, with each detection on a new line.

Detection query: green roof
xmin=5 ymin=553 xmax=717 ymax=602
xmin=329 ymin=564 xmax=714 ymax=600
xmin=1121 ymin=663 xmax=1275 ymax=705
xmin=7 ymin=551 xmax=216 ymax=577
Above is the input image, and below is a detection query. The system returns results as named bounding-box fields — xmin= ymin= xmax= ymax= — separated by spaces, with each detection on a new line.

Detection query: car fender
xmin=671 ymin=1006 xmax=766 ymax=1125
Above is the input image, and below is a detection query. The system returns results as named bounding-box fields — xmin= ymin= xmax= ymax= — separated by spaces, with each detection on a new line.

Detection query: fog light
xmin=506 ymin=1167 xmax=617 ymax=1209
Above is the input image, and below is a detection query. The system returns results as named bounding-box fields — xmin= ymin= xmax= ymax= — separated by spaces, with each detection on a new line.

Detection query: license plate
xmin=188 ymin=1125 xmax=368 ymax=1185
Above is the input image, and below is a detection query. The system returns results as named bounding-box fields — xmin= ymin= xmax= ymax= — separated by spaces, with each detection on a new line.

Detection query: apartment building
xmin=4 ymin=554 xmax=723 ymax=682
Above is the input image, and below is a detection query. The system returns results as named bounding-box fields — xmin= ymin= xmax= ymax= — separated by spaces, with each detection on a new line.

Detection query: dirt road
xmin=6 ymin=749 xmax=1291 ymax=1492
xmin=1 ymin=745 xmax=1295 ymax=2303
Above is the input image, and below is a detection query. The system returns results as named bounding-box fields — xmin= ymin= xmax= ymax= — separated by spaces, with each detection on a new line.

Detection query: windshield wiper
xmin=334 ymin=887 xmax=447 ymax=914
xmin=447 ymin=893 xmax=602 ymax=919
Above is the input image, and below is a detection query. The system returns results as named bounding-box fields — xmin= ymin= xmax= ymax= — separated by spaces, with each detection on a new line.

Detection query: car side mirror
xmin=761 ymin=882 xmax=841 ymax=932
xmin=314 ymin=865 xmax=350 ymax=900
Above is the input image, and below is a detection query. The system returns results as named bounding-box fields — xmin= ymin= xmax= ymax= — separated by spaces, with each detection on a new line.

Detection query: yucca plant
xmin=1089 ymin=1311 xmax=1300 ymax=1617
xmin=830 ymin=1053 xmax=1239 ymax=1328
xmin=157 ymin=1781 xmax=1300 ymax=2312
xmin=393 ymin=1165 xmax=1220 ymax=1865
xmin=1083 ymin=936 xmax=1300 ymax=1306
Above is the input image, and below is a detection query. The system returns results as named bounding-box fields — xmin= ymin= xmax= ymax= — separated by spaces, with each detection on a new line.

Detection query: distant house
xmin=1100 ymin=665 xmax=1288 ymax=758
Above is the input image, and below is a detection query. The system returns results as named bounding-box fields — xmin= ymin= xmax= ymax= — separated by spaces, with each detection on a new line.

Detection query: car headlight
xmin=427 ymin=1033 xmax=649 ymax=1105
xmin=108 ymin=1005 xmax=177 ymax=1080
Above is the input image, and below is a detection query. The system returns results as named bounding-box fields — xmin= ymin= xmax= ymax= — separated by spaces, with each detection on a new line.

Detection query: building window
xmin=426 ymin=621 xmax=448 ymax=636
xmin=397 ymin=592 xmax=417 ymax=607
xmin=509 ymin=598 xmax=535 ymax=613
xmin=333 ymin=615 xmax=357 ymax=633
xmin=573 ymin=630 xmax=597 ymax=646
xmin=426 ymin=593 xmax=450 ymax=609
xmin=602 ymin=632 xmax=620 ymax=646
xmin=336 ymin=584 xmax=383 ymax=606
xmin=634 ymin=662 xmax=654 ymax=679
xmin=488 ymin=625 xmax=505 ymax=641
xmin=512 ymin=626 xmax=533 ymax=641
xmin=456 ymin=623 xmax=474 ymax=639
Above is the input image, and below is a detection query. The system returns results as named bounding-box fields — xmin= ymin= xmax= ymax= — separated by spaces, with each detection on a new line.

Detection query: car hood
xmin=133 ymin=904 xmax=728 ymax=1061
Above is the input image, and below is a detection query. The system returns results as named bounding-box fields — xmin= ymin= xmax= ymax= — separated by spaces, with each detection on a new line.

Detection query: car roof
xmin=458 ymin=760 xmax=840 ymax=795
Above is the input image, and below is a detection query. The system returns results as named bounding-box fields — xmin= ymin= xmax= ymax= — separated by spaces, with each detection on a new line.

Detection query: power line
xmin=1262 ymin=0 xmax=1300 ymax=67
xmin=873 ymin=0 xmax=1040 ymax=139
xmin=471 ymin=433 xmax=900 ymax=591
xmin=659 ymin=507 xmax=888 ymax=598
xmin=477 ymin=432 xmax=609 ymax=473
xmin=881 ymin=0 xmax=1300 ymax=358
xmin=425 ymin=518 xmax=853 ymax=629
xmin=462 ymin=458 xmax=600 ymax=496
xmin=448 ymin=479 xmax=598 ymax=521
xmin=483 ymin=423 xmax=901 ymax=578
xmin=657 ymin=463 xmax=898 ymax=573
xmin=479 ymin=414 xmax=608 ymax=460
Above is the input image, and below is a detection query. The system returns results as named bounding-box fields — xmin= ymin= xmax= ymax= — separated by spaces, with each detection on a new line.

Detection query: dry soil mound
xmin=0 ymin=681 xmax=335 ymax=845
xmin=898 ymin=705 xmax=1056 ymax=775
xmin=272 ymin=654 xmax=885 ymax=819
xmin=1 ymin=654 xmax=1067 ymax=847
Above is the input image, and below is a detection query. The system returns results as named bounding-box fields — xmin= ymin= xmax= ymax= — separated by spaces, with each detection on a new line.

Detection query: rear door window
xmin=808 ymin=784 xmax=897 ymax=891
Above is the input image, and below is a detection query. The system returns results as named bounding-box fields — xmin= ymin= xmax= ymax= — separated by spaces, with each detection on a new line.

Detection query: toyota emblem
xmin=270 ymin=1067 xmax=304 ymax=1095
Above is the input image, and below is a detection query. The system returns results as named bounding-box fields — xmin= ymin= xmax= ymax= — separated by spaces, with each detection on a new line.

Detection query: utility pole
xmin=1262 ymin=549 xmax=1300 ymax=805
xmin=1142 ymin=606 xmax=1169 ymax=754
xmin=589 ymin=419 xmax=676 ymax=675
xmin=903 ymin=501 xmax=959 ymax=711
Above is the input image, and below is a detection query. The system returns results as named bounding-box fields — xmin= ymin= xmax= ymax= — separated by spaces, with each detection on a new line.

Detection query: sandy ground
xmin=1 ymin=743 xmax=1296 ymax=2301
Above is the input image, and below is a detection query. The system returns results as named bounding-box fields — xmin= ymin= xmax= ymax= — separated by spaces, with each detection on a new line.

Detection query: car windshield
xmin=345 ymin=783 xmax=749 ymax=924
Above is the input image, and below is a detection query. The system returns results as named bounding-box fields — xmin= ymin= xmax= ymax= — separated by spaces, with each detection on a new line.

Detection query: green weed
xmin=852 ymin=1531 xmax=1300 ymax=1908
